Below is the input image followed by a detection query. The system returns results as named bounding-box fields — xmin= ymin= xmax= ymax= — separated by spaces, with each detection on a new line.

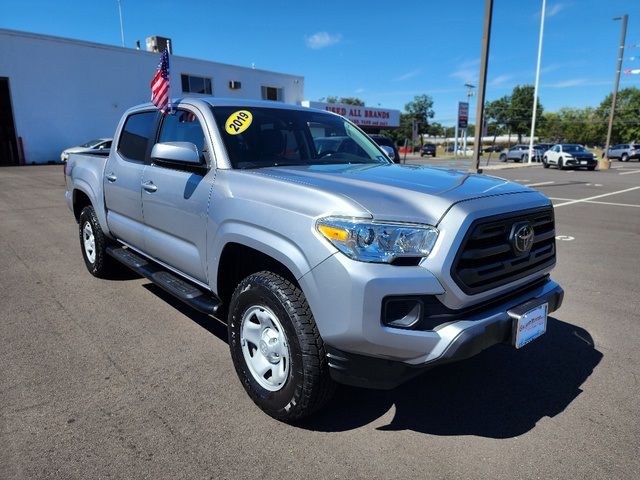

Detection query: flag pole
xmin=528 ymin=0 xmax=546 ymax=164
xmin=166 ymin=39 xmax=173 ymax=113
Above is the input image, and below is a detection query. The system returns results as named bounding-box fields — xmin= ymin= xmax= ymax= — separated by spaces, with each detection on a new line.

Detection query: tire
xmin=499 ymin=153 xmax=507 ymax=162
xmin=522 ymin=154 xmax=528 ymax=163
xmin=543 ymin=157 xmax=550 ymax=168
xmin=78 ymin=205 xmax=117 ymax=278
xmin=587 ymin=166 xmax=596 ymax=171
xmin=622 ymin=153 xmax=629 ymax=162
xmin=558 ymin=158 xmax=565 ymax=170
xmin=228 ymin=271 xmax=335 ymax=422
xmin=420 ymin=153 xmax=424 ymax=157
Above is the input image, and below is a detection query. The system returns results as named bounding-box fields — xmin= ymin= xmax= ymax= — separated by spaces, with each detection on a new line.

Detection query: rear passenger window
xmin=118 ymin=112 xmax=157 ymax=162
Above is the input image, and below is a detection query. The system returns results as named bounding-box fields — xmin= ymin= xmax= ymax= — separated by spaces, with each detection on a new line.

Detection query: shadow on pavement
xmin=140 ymin=284 xmax=601 ymax=439
xmin=300 ymin=317 xmax=601 ymax=438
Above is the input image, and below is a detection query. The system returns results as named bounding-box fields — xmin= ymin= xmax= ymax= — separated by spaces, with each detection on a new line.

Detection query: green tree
xmin=326 ymin=96 xmax=365 ymax=106
xmin=404 ymin=95 xmax=435 ymax=141
xmin=596 ymin=87 xmax=640 ymax=144
xmin=508 ymin=85 xmax=544 ymax=142
xmin=485 ymin=96 xmax=510 ymax=137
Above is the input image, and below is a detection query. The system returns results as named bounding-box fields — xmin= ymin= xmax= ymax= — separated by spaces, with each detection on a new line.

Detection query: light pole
xmin=463 ymin=83 xmax=475 ymax=156
xmin=117 ymin=0 xmax=125 ymax=47
xmin=528 ymin=0 xmax=546 ymax=164
xmin=602 ymin=14 xmax=629 ymax=170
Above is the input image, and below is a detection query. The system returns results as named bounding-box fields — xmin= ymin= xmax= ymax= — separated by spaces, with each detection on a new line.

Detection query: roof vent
xmin=146 ymin=36 xmax=172 ymax=54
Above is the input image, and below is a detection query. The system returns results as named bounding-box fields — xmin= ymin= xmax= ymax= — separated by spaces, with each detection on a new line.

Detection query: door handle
xmin=142 ymin=181 xmax=158 ymax=193
xmin=105 ymin=172 xmax=117 ymax=182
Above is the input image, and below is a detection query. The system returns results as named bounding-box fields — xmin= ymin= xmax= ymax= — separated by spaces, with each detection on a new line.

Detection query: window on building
xmin=261 ymin=86 xmax=283 ymax=101
xmin=181 ymin=74 xmax=213 ymax=94
xmin=117 ymin=111 xmax=157 ymax=162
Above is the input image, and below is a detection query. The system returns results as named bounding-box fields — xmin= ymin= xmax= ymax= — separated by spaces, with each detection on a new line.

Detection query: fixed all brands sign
xmin=301 ymin=101 xmax=400 ymax=128
xmin=458 ymin=102 xmax=469 ymax=129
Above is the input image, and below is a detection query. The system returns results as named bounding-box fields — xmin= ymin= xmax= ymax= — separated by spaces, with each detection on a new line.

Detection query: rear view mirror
xmin=151 ymin=142 xmax=202 ymax=165
xmin=379 ymin=145 xmax=395 ymax=160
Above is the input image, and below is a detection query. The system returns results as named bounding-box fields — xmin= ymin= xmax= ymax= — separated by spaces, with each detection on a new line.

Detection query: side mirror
xmin=379 ymin=145 xmax=395 ymax=160
xmin=151 ymin=142 xmax=202 ymax=165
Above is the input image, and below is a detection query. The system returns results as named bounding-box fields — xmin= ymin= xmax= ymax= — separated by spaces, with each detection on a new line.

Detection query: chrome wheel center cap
xmin=260 ymin=328 xmax=280 ymax=364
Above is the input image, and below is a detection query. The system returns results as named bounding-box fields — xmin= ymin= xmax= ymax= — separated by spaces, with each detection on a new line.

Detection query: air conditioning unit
xmin=229 ymin=81 xmax=242 ymax=90
xmin=146 ymin=36 xmax=172 ymax=54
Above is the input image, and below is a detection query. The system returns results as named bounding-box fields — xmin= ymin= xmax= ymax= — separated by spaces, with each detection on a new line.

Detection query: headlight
xmin=316 ymin=217 xmax=438 ymax=263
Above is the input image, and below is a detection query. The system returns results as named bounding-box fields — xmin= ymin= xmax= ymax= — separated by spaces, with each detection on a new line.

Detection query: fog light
xmin=383 ymin=298 xmax=423 ymax=329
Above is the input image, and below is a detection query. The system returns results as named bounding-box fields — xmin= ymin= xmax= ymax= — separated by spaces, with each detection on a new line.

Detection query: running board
xmin=106 ymin=246 xmax=222 ymax=315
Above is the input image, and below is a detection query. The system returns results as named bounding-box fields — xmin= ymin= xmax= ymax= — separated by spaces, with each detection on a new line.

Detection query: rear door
xmin=104 ymin=110 xmax=158 ymax=249
xmin=141 ymin=109 xmax=213 ymax=283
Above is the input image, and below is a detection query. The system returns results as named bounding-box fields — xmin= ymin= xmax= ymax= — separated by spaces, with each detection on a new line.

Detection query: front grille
xmin=451 ymin=207 xmax=556 ymax=295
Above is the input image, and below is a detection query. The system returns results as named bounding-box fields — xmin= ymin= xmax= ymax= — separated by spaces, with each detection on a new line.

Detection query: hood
xmin=254 ymin=163 xmax=539 ymax=225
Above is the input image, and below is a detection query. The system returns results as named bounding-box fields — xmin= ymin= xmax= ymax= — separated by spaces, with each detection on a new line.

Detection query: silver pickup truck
xmin=65 ymin=97 xmax=563 ymax=421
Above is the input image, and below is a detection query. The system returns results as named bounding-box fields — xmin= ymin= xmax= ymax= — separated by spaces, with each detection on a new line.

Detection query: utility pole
xmin=602 ymin=14 xmax=628 ymax=170
xmin=471 ymin=0 xmax=494 ymax=174
xmin=117 ymin=0 xmax=125 ymax=47
xmin=463 ymin=83 xmax=475 ymax=156
xmin=528 ymin=0 xmax=546 ymax=164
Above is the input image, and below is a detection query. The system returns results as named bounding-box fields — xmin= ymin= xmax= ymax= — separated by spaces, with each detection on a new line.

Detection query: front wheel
xmin=622 ymin=153 xmax=629 ymax=162
xmin=558 ymin=158 xmax=565 ymax=170
xmin=587 ymin=166 xmax=596 ymax=171
xmin=228 ymin=271 xmax=335 ymax=422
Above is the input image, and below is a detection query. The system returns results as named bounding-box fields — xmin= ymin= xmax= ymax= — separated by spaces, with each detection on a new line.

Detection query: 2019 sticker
xmin=225 ymin=110 xmax=252 ymax=135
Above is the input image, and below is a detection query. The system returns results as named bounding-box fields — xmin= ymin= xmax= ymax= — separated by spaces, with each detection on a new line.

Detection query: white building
xmin=0 ymin=29 xmax=304 ymax=165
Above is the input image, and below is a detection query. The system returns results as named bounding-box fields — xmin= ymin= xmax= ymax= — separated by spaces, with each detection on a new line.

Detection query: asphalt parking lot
xmin=1 ymin=163 xmax=639 ymax=479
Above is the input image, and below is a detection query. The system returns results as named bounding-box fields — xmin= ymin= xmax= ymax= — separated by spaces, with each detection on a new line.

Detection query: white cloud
xmin=546 ymin=3 xmax=567 ymax=17
xmin=450 ymin=59 xmax=480 ymax=83
xmin=355 ymin=87 xmax=365 ymax=94
xmin=490 ymin=74 xmax=513 ymax=86
xmin=305 ymin=32 xmax=342 ymax=49
xmin=393 ymin=69 xmax=421 ymax=81
xmin=548 ymin=78 xmax=586 ymax=88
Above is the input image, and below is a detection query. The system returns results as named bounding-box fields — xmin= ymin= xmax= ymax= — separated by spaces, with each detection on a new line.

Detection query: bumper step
xmin=107 ymin=246 xmax=222 ymax=315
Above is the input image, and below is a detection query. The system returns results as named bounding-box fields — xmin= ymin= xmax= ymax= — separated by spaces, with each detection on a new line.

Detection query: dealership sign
xmin=458 ymin=102 xmax=469 ymax=129
xmin=301 ymin=101 xmax=400 ymax=128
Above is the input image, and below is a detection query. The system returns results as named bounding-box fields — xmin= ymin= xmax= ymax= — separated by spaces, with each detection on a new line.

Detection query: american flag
xmin=150 ymin=49 xmax=170 ymax=112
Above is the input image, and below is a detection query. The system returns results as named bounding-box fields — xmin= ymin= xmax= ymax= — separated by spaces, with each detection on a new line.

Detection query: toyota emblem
xmin=511 ymin=222 xmax=535 ymax=255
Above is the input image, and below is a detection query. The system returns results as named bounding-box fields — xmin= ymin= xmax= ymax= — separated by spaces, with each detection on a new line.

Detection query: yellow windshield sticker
xmin=225 ymin=110 xmax=253 ymax=135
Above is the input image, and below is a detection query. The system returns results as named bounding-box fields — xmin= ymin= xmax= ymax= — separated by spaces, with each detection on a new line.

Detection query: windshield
xmin=212 ymin=106 xmax=391 ymax=169
xmin=79 ymin=139 xmax=104 ymax=148
xmin=562 ymin=144 xmax=586 ymax=153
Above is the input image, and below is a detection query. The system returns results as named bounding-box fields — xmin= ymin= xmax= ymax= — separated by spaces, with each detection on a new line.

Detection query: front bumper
xmin=565 ymin=157 xmax=597 ymax=167
xmin=326 ymin=280 xmax=563 ymax=389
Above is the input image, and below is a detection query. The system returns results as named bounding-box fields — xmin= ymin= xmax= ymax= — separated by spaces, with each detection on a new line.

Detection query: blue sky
xmin=2 ymin=0 xmax=639 ymax=125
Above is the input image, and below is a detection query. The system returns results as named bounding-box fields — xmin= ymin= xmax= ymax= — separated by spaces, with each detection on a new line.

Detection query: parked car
xmin=65 ymin=97 xmax=562 ymax=421
xmin=543 ymin=144 xmax=597 ymax=170
xmin=483 ymin=145 xmax=502 ymax=153
xmin=420 ymin=143 xmax=436 ymax=157
xmin=60 ymin=138 xmax=112 ymax=162
xmin=369 ymin=134 xmax=400 ymax=163
xmin=499 ymin=144 xmax=543 ymax=163
xmin=605 ymin=143 xmax=640 ymax=162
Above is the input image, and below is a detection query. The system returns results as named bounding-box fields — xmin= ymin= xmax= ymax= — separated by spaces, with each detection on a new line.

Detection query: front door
xmin=141 ymin=109 xmax=213 ymax=283
xmin=104 ymin=110 xmax=158 ymax=249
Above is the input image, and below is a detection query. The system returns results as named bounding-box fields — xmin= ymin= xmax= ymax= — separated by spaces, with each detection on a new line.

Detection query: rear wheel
xmin=522 ymin=154 xmax=529 ymax=162
xmin=543 ymin=156 xmax=550 ymax=168
xmin=499 ymin=153 xmax=507 ymax=162
xmin=78 ymin=205 xmax=117 ymax=278
xmin=228 ymin=271 xmax=335 ymax=422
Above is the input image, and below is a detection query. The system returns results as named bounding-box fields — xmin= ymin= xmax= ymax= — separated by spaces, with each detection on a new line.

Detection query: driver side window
xmin=158 ymin=110 xmax=207 ymax=163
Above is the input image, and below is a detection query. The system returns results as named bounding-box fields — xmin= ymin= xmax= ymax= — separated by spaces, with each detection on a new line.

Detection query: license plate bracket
xmin=508 ymin=299 xmax=548 ymax=349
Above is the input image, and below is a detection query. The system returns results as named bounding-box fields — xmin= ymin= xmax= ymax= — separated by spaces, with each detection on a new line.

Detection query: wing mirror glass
xmin=379 ymin=145 xmax=395 ymax=160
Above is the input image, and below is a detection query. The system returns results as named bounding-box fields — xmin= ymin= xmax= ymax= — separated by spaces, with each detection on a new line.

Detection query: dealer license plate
xmin=513 ymin=303 xmax=548 ymax=349
xmin=580 ymin=160 xmax=587 ymax=165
